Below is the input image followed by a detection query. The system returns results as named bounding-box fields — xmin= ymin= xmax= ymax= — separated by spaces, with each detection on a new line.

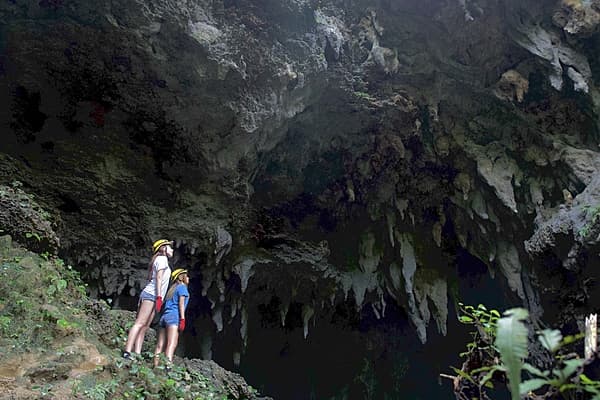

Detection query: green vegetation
xmin=580 ymin=203 xmax=600 ymax=239
xmin=448 ymin=303 xmax=596 ymax=399
xmin=0 ymin=246 xmax=87 ymax=352
xmin=0 ymin=235 xmax=256 ymax=399
xmin=353 ymin=91 xmax=375 ymax=101
xmin=0 ymin=182 xmax=59 ymax=254
xmin=72 ymin=356 xmax=228 ymax=400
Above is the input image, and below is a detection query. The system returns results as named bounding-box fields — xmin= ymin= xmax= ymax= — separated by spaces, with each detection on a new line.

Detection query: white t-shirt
xmin=143 ymin=255 xmax=171 ymax=298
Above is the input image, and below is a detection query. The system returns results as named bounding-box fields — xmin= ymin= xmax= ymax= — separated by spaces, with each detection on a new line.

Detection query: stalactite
xmin=230 ymin=296 xmax=239 ymax=320
xmin=379 ymin=292 xmax=386 ymax=318
xmin=201 ymin=333 xmax=212 ymax=360
xmin=233 ymin=259 xmax=255 ymax=293
xmin=202 ymin=267 xmax=215 ymax=297
xmin=280 ymin=301 xmax=289 ymax=327
xmin=471 ymin=190 xmax=489 ymax=219
xmin=432 ymin=206 xmax=446 ymax=247
xmin=399 ymin=233 xmax=427 ymax=343
xmin=302 ymin=304 xmax=315 ymax=339
xmin=432 ymin=222 xmax=442 ymax=247
xmin=212 ymin=303 xmax=224 ymax=332
xmin=359 ymin=232 xmax=380 ymax=274
xmin=214 ymin=227 xmax=232 ymax=266
xmin=487 ymin=206 xmax=501 ymax=232
xmin=386 ymin=210 xmax=395 ymax=247
xmin=341 ymin=274 xmax=352 ymax=301
xmin=458 ymin=233 xmax=467 ymax=248
xmin=371 ymin=292 xmax=386 ymax=320
xmin=350 ymin=270 xmax=377 ymax=310
xmin=371 ymin=303 xmax=381 ymax=319
xmin=497 ymin=241 xmax=525 ymax=299
xmin=389 ymin=261 xmax=402 ymax=292
xmin=386 ymin=262 xmax=402 ymax=301
xmin=395 ymin=198 xmax=409 ymax=220
xmin=217 ymin=273 xmax=225 ymax=296
xmin=415 ymin=286 xmax=430 ymax=323
xmin=240 ymin=307 xmax=248 ymax=349
xmin=530 ymin=180 xmax=544 ymax=207
xmin=427 ymin=278 xmax=448 ymax=336
xmin=489 ymin=246 xmax=496 ymax=262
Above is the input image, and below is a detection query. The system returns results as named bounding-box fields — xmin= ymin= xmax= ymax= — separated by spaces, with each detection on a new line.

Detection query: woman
xmin=153 ymin=268 xmax=190 ymax=368
xmin=123 ymin=239 xmax=173 ymax=359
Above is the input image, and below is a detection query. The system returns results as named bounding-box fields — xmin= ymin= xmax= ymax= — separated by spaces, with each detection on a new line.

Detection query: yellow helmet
xmin=171 ymin=268 xmax=188 ymax=281
xmin=152 ymin=239 xmax=173 ymax=254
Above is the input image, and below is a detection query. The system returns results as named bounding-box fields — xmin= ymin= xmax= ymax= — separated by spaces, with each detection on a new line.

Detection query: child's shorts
xmin=160 ymin=312 xmax=179 ymax=327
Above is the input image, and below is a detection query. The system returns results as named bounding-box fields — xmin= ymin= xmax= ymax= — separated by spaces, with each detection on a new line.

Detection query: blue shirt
xmin=163 ymin=284 xmax=189 ymax=319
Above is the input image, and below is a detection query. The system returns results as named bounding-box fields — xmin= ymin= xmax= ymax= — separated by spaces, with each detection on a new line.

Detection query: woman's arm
xmin=155 ymin=268 xmax=165 ymax=311
xmin=155 ymin=268 xmax=165 ymax=295
xmin=178 ymin=295 xmax=186 ymax=320
xmin=178 ymin=294 xmax=186 ymax=331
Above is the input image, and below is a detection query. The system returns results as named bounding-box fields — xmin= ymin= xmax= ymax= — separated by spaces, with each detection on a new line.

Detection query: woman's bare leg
xmin=154 ymin=327 xmax=166 ymax=367
xmin=165 ymin=325 xmax=180 ymax=362
xmin=124 ymin=300 xmax=155 ymax=354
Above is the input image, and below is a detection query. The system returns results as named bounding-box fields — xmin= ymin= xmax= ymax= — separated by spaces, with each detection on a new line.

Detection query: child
xmin=154 ymin=268 xmax=190 ymax=367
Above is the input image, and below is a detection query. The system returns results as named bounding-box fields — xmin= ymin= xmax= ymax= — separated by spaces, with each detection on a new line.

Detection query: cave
xmin=2 ymin=0 xmax=600 ymax=399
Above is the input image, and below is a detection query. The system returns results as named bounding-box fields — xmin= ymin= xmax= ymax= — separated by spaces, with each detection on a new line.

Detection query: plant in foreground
xmin=444 ymin=304 xmax=596 ymax=400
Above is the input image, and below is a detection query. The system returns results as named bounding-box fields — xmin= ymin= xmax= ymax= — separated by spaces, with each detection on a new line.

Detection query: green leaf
xmin=554 ymin=358 xmax=584 ymax=383
xmin=470 ymin=365 xmax=494 ymax=374
xmin=519 ymin=379 xmax=548 ymax=395
xmin=538 ymin=329 xmax=562 ymax=353
xmin=495 ymin=308 xmax=529 ymax=400
xmin=450 ymin=367 xmax=476 ymax=384
xmin=480 ymin=365 xmax=504 ymax=388
xmin=559 ymin=383 xmax=578 ymax=392
xmin=582 ymin=380 xmax=600 ymax=396
xmin=522 ymin=363 xmax=550 ymax=378
xmin=459 ymin=315 xmax=473 ymax=323
xmin=580 ymin=374 xmax=600 ymax=387
xmin=562 ymin=333 xmax=585 ymax=346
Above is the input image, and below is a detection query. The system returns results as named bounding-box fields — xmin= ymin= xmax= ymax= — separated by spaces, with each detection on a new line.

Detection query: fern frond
xmin=495 ymin=308 xmax=529 ymax=400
